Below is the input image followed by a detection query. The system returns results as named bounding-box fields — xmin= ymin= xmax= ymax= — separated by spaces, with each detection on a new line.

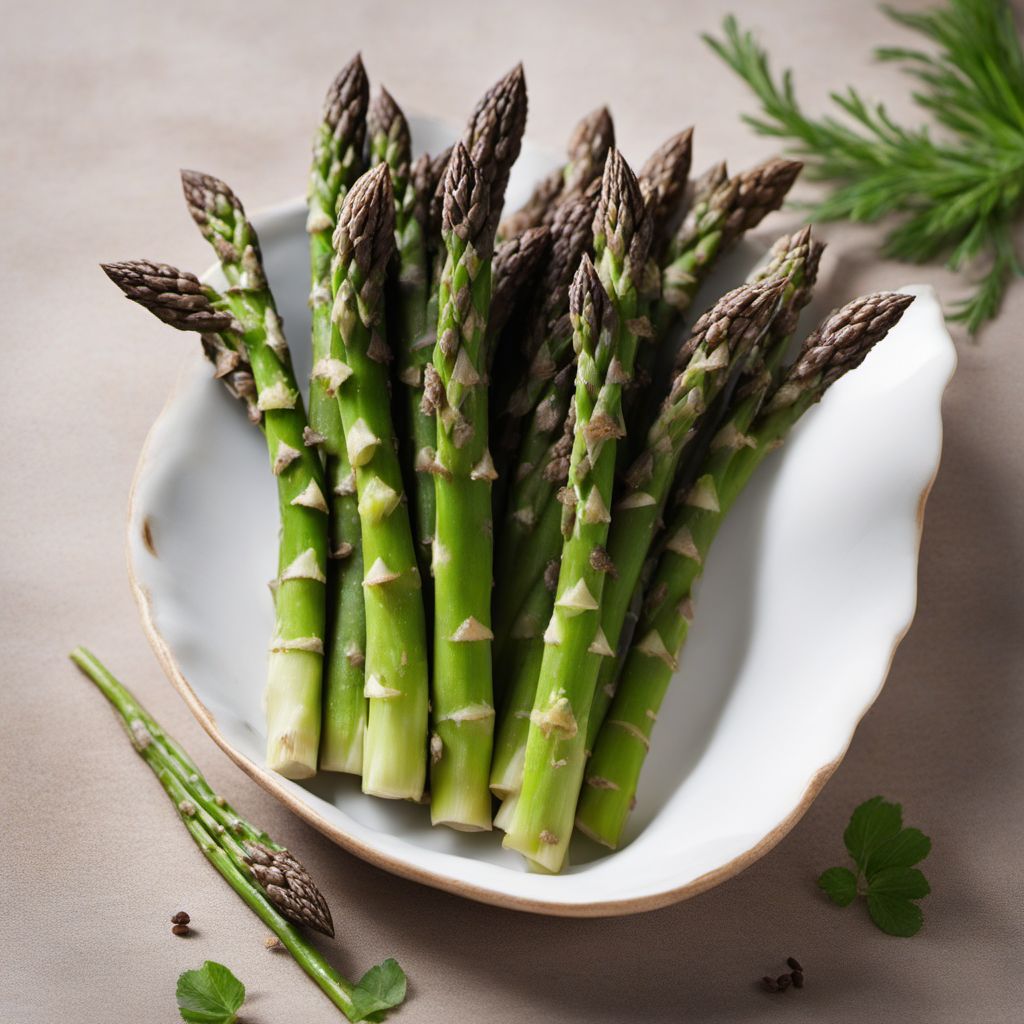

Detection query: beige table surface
xmin=4 ymin=0 xmax=1023 ymax=1020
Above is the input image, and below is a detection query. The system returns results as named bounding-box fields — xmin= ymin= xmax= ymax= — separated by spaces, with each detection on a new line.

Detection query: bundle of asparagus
xmin=103 ymin=54 xmax=913 ymax=872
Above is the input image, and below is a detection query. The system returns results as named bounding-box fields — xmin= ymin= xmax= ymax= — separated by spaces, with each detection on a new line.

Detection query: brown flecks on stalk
xmin=589 ymin=547 xmax=616 ymax=576
xmin=588 ymin=627 xmax=615 ymax=657
xmin=586 ymin=774 xmax=620 ymax=790
xmin=430 ymin=733 xmax=444 ymax=764
xmin=303 ymin=426 xmax=327 ymax=447
xmin=543 ymin=560 xmax=561 ymax=593
xmin=539 ymin=830 xmax=559 ymax=845
xmin=470 ymin=450 xmax=498 ymax=481
xmin=257 ymin=381 xmax=298 ymax=411
xmin=331 ymin=541 xmax=354 ymax=560
xmin=272 ymin=442 xmax=301 ymax=476
xmin=311 ymin=357 xmax=353 ymax=396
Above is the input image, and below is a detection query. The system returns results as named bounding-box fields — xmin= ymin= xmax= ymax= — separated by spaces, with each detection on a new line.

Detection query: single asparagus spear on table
xmin=576 ymin=291 xmax=914 ymax=849
xmin=499 ymin=105 xmax=614 ymax=238
xmin=307 ymin=56 xmax=371 ymax=775
xmin=70 ymin=648 xmax=406 ymax=1022
xmin=331 ymin=164 xmax=430 ymax=801
xmin=502 ymin=149 xmax=652 ymax=870
xmin=584 ymin=229 xmax=820 ymax=748
xmin=425 ymin=66 xmax=528 ymax=830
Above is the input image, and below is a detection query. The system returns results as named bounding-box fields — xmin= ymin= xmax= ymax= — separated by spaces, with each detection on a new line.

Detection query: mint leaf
xmin=176 ymin=961 xmax=245 ymax=1024
xmin=843 ymin=796 xmax=902 ymax=871
xmin=820 ymin=797 xmax=931 ymax=937
xmin=864 ymin=827 xmax=931 ymax=876
xmin=867 ymin=893 xmax=925 ymax=937
xmin=818 ymin=866 xmax=858 ymax=906
xmin=349 ymin=958 xmax=408 ymax=1021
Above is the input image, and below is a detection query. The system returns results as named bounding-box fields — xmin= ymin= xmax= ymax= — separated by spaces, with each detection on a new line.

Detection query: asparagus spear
xmin=306 ymin=58 xmax=371 ymax=775
xmin=70 ymin=648 xmax=407 ymax=1021
xmin=584 ymin=232 xmax=819 ymax=747
xmin=503 ymin=151 xmax=652 ymax=870
xmin=575 ymin=292 xmax=914 ymax=849
xmin=491 ymin=186 xmax=601 ymax=637
xmin=331 ymin=164 xmax=430 ymax=800
xmin=639 ymin=128 xmax=695 ymax=262
xmin=499 ymin=106 xmax=614 ymax=238
xmin=488 ymin=224 xmax=552 ymax=356
xmin=426 ymin=67 xmax=528 ymax=830
xmin=100 ymin=260 xmax=260 ymax=423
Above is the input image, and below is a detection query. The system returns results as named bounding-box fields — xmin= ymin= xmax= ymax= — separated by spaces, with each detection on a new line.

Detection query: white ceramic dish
xmin=127 ymin=116 xmax=956 ymax=916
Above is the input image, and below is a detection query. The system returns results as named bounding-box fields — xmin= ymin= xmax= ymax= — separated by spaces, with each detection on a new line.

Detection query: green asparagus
xmin=499 ymin=105 xmax=614 ymax=238
xmin=71 ymin=648 xmax=407 ymax=1021
xmin=331 ymin=164 xmax=430 ymax=800
xmin=426 ymin=66 xmax=528 ymax=830
xmin=503 ymin=149 xmax=652 ymax=870
xmin=575 ymin=291 xmax=915 ymax=849
xmin=307 ymin=57 xmax=371 ymax=775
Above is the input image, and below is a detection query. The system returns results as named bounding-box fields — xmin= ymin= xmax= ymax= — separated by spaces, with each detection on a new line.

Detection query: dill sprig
xmin=705 ymin=0 xmax=1024 ymax=334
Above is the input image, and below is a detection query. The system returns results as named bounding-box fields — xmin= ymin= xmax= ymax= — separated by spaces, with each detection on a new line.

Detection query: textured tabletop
xmin=3 ymin=1 xmax=1023 ymax=1021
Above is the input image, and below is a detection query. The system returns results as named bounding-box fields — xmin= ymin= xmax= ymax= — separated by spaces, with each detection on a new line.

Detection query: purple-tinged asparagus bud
xmin=334 ymin=163 xmax=396 ymax=315
xmin=639 ymin=127 xmax=694 ymax=254
xmin=243 ymin=842 xmax=334 ymax=938
xmin=594 ymin=149 xmax=653 ymax=277
xmin=490 ymin=225 xmax=551 ymax=339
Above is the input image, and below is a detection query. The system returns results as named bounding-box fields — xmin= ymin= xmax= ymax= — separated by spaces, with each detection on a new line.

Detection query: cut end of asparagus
xmin=323 ymin=53 xmax=369 ymax=134
xmin=776 ymin=292 xmax=915 ymax=404
xmin=334 ymin=163 xmax=397 ymax=287
xmin=101 ymin=259 xmax=234 ymax=334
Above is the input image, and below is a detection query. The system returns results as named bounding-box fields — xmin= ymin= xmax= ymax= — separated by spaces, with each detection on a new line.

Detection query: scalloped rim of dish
xmin=125 ymin=202 xmax=956 ymax=919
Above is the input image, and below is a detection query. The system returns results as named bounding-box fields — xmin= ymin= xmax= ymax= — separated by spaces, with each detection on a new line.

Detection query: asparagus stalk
xmin=394 ymin=147 xmax=450 ymax=590
xmin=306 ymin=58 xmax=371 ymax=774
xmin=425 ymin=68 xmax=528 ymax=830
xmin=639 ymin=128 xmax=695 ymax=263
xmin=488 ymin=224 xmax=552 ymax=357
xmin=584 ymin=232 xmax=820 ymax=747
xmin=180 ymin=171 xmax=331 ymax=780
xmin=491 ymin=186 xmax=601 ymax=635
xmin=70 ymin=648 xmax=408 ymax=1022
xmin=503 ymin=151 xmax=652 ymax=870
xmin=575 ymin=292 xmax=914 ymax=848
xmin=493 ymin=277 xmax=784 ymax=814
xmin=499 ymin=106 xmax=614 ymax=238
xmin=655 ymin=158 xmax=803 ymax=340
xmin=424 ymin=147 xmax=499 ymax=829
xmin=331 ymin=165 xmax=430 ymax=800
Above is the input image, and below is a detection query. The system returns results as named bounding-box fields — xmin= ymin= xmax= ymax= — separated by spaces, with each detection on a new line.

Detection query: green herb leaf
xmin=817 ymin=797 xmax=931 ymax=936
xmin=175 ymin=961 xmax=245 ymax=1024
xmin=867 ymin=893 xmax=926 ymax=937
xmin=817 ymin=866 xmax=858 ymax=906
xmin=705 ymin=1 xmax=1024 ymax=334
xmin=349 ymin=958 xmax=408 ymax=1021
xmin=843 ymin=796 xmax=903 ymax=869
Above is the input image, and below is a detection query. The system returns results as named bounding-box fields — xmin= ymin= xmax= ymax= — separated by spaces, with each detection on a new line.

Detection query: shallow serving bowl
xmin=127 ymin=116 xmax=956 ymax=916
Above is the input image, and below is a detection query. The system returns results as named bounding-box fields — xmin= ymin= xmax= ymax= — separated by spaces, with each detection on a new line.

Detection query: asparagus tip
xmin=323 ymin=53 xmax=369 ymax=130
xmin=335 ymin=163 xmax=396 ymax=280
xmin=442 ymin=142 xmax=489 ymax=249
xmin=101 ymin=259 xmax=234 ymax=334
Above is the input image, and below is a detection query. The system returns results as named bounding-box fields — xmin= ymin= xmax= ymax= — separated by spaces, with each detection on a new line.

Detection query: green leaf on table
xmin=843 ymin=796 xmax=902 ymax=869
xmin=349 ymin=958 xmax=408 ymax=1021
xmin=176 ymin=961 xmax=245 ymax=1024
xmin=817 ymin=866 xmax=858 ymax=906
xmin=818 ymin=797 xmax=931 ymax=937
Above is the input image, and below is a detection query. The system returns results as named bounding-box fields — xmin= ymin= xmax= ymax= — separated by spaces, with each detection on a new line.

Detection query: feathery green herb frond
xmin=705 ymin=0 xmax=1024 ymax=334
